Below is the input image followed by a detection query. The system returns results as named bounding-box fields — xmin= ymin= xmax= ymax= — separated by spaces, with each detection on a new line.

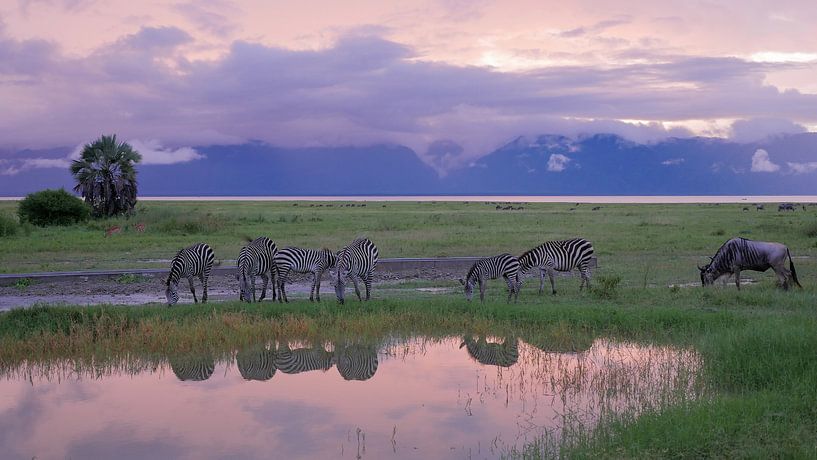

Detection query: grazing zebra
xmin=165 ymin=242 xmax=215 ymax=306
xmin=335 ymin=238 xmax=379 ymax=304
xmin=699 ymin=237 xmax=802 ymax=290
xmin=458 ymin=254 xmax=520 ymax=302
xmin=236 ymin=346 xmax=277 ymax=381
xmin=518 ymin=238 xmax=595 ymax=295
xmin=460 ymin=336 xmax=519 ymax=367
xmin=274 ymin=247 xmax=338 ymax=302
xmin=335 ymin=344 xmax=379 ymax=381
xmin=236 ymin=236 xmax=279 ymax=302
xmin=274 ymin=344 xmax=335 ymax=374
xmin=169 ymin=355 xmax=215 ymax=381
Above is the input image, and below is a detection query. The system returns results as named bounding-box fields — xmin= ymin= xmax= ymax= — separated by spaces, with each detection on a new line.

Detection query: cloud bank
xmin=1 ymin=24 xmax=816 ymax=172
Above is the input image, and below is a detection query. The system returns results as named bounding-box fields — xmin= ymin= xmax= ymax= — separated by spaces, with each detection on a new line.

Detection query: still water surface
xmin=0 ymin=337 xmax=701 ymax=459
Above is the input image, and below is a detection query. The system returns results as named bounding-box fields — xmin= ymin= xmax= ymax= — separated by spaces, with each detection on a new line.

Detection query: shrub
xmin=0 ymin=212 xmax=18 ymax=237
xmin=591 ymin=275 xmax=622 ymax=300
xmin=18 ymin=189 xmax=90 ymax=226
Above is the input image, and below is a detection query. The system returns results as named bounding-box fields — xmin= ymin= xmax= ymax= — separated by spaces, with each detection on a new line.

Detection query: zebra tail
xmin=788 ymin=249 xmax=802 ymax=288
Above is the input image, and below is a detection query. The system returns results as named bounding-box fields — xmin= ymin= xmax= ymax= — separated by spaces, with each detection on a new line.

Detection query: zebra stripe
xmin=274 ymin=247 xmax=338 ymax=302
xmin=165 ymin=242 xmax=215 ymax=305
xmin=274 ymin=345 xmax=335 ymax=375
xmin=460 ymin=336 xmax=519 ymax=367
xmin=236 ymin=347 xmax=277 ymax=381
xmin=335 ymin=238 xmax=379 ymax=304
xmin=169 ymin=355 xmax=215 ymax=382
xmin=459 ymin=253 xmax=520 ymax=302
xmin=237 ymin=236 xmax=279 ymax=302
xmin=335 ymin=344 xmax=379 ymax=381
xmin=518 ymin=237 xmax=595 ymax=294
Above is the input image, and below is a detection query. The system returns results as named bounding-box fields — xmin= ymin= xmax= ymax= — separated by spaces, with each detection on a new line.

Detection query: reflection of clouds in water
xmin=65 ymin=425 xmax=187 ymax=460
xmin=0 ymin=336 xmax=702 ymax=459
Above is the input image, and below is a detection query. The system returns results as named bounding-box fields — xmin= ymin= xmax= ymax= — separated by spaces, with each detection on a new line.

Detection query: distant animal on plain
xmin=104 ymin=226 xmax=121 ymax=237
xmin=699 ymin=237 xmax=801 ymax=290
xmin=756 ymin=204 xmax=764 ymax=211
xmin=742 ymin=207 xmax=749 ymax=211
xmin=592 ymin=206 xmax=601 ymax=211
xmin=778 ymin=203 xmax=795 ymax=211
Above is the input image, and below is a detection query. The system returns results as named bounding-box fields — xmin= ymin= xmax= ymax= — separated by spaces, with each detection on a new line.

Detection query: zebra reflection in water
xmin=169 ymin=355 xmax=216 ymax=381
xmin=460 ymin=336 xmax=519 ymax=367
xmin=236 ymin=346 xmax=277 ymax=381
xmin=335 ymin=343 xmax=379 ymax=381
xmin=274 ymin=344 xmax=335 ymax=375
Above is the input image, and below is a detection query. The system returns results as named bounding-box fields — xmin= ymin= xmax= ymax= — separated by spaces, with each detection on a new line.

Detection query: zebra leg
xmin=188 ymin=276 xmax=198 ymax=303
xmin=279 ymin=275 xmax=289 ymax=303
xmin=547 ymin=267 xmax=557 ymax=295
xmin=505 ymin=276 xmax=514 ymax=303
xmin=734 ymin=270 xmax=741 ymax=291
xmin=314 ymin=270 xmax=322 ymax=302
xmin=251 ymin=275 xmax=257 ymax=302
xmin=258 ymin=273 xmax=269 ymax=301
xmin=479 ymin=279 xmax=486 ymax=302
xmin=200 ymin=272 xmax=209 ymax=303
xmin=538 ymin=268 xmax=545 ymax=295
xmin=364 ymin=272 xmax=373 ymax=301
xmin=351 ymin=276 xmax=362 ymax=301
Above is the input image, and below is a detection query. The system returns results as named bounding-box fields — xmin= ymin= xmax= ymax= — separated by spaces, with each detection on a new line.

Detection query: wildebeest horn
xmin=697 ymin=265 xmax=705 ymax=271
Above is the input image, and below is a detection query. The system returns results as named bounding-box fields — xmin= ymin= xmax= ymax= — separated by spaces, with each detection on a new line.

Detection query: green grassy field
xmin=1 ymin=200 xmax=816 ymax=288
xmin=1 ymin=200 xmax=817 ymax=457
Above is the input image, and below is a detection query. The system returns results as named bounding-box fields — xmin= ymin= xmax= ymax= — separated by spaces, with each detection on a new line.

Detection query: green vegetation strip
xmin=1 ymin=285 xmax=816 ymax=458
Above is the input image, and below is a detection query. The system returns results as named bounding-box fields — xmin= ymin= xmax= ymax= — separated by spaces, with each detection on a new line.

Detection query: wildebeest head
xmin=458 ymin=277 xmax=475 ymax=301
xmin=698 ymin=260 xmax=716 ymax=286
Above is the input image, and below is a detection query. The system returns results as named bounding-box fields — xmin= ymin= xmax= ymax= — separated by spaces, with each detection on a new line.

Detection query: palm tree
xmin=70 ymin=134 xmax=142 ymax=217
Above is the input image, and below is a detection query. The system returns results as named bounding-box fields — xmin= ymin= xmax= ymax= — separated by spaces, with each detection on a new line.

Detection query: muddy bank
xmin=0 ymin=267 xmax=466 ymax=310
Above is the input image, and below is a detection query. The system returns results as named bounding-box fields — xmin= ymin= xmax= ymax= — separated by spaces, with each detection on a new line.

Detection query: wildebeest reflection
xmin=169 ymin=355 xmax=216 ymax=381
xmin=236 ymin=346 xmax=277 ymax=381
xmin=460 ymin=336 xmax=519 ymax=367
xmin=335 ymin=343 xmax=379 ymax=381
xmin=274 ymin=344 xmax=335 ymax=375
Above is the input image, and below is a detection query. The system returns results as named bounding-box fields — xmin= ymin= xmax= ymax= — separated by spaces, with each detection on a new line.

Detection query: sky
xmin=1 ymin=0 xmax=816 ymax=172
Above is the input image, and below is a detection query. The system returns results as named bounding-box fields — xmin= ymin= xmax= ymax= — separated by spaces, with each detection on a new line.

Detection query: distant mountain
xmin=2 ymin=133 xmax=816 ymax=196
xmin=444 ymin=133 xmax=817 ymax=195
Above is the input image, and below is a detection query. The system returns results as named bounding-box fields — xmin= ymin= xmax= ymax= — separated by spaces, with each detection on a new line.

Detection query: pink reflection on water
xmin=0 ymin=338 xmax=701 ymax=459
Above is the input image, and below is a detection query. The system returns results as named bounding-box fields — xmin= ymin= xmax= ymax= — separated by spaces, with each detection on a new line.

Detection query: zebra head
xmin=238 ymin=271 xmax=253 ymax=302
xmin=334 ymin=249 xmax=350 ymax=304
xmin=165 ymin=278 xmax=179 ymax=306
xmin=458 ymin=278 xmax=474 ymax=301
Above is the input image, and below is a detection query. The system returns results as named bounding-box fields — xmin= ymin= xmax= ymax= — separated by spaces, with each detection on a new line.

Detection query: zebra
xmin=460 ymin=336 xmax=519 ymax=367
xmin=274 ymin=247 xmax=338 ymax=302
xmin=335 ymin=238 xmax=379 ymax=304
xmin=458 ymin=253 xmax=520 ymax=302
xmin=169 ymin=355 xmax=215 ymax=381
xmin=236 ymin=346 xmax=277 ymax=381
xmin=518 ymin=238 xmax=595 ymax=295
xmin=699 ymin=237 xmax=802 ymax=290
xmin=236 ymin=236 xmax=279 ymax=302
xmin=165 ymin=242 xmax=215 ymax=306
xmin=335 ymin=343 xmax=379 ymax=381
xmin=274 ymin=344 xmax=335 ymax=375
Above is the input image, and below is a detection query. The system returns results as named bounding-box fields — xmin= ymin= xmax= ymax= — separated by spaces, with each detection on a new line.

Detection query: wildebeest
xmin=699 ymin=237 xmax=801 ymax=290
xmin=756 ymin=204 xmax=764 ymax=211
xmin=778 ymin=203 xmax=795 ymax=211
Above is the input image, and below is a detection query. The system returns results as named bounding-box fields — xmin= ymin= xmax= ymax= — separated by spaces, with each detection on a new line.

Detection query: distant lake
xmin=3 ymin=195 xmax=817 ymax=203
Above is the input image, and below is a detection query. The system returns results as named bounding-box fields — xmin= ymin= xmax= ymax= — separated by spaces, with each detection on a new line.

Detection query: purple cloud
xmin=1 ymin=27 xmax=816 ymax=172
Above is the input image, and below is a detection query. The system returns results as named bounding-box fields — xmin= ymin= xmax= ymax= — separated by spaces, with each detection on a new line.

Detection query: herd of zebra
xmin=164 ymin=232 xmax=803 ymax=306
xmin=166 ymin=336 xmax=519 ymax=382
xmin=164 ymin=236 xmax=595 ymax=305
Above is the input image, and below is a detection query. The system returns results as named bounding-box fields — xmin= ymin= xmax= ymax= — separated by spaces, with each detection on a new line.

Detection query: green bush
xmin=18 ymin=189 xmax=90 ymax=226
xmin=591 ymin=275 xmax=622 ymax=299
xmin=0 ymin=212 xmax=18 ymax=237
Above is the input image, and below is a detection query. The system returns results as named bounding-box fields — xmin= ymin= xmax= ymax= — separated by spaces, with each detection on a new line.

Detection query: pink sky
xmin=1 ymin=1 xmax=816 ymax=168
